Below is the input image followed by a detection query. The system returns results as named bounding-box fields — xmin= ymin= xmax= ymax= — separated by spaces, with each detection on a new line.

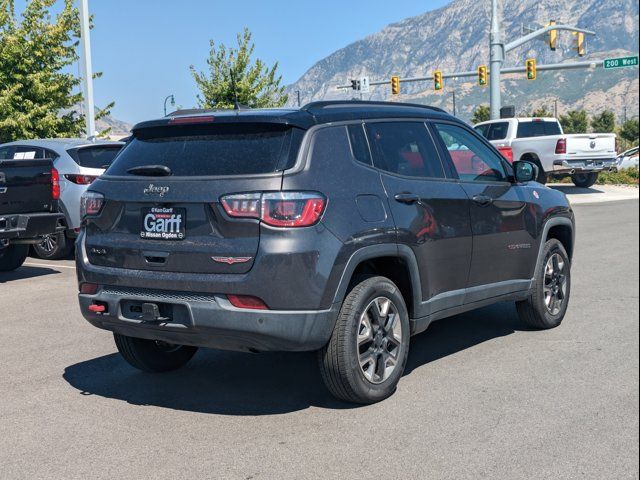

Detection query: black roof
xmin=133 ymin=101 xmax=453 ymax=133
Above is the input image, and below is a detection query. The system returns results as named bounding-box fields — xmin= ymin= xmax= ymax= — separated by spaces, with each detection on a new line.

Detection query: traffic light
xmin=434 ymin=70 xmax=443 ymax=91
xmin=526 ymin=58 xmax=537 ymax=80
xmin=391 ymin=76 xmax=400 ymax=95
xmin=478 ymin=65 xmax=488 ymax=87
xmin=351 ymin=79 xmax=359 ymax=91
xmin=575 ymin=32 xmax=585 ymax=56
xmin=548 ymin=20 xmax=557 ymax=51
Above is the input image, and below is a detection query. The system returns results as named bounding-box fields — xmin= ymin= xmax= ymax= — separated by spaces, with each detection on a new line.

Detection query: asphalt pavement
xmin=0 ymin=199 xmax=638 ymax=480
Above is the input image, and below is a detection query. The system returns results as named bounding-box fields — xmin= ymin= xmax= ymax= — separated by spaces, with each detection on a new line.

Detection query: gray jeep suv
xmin=77 ymin=101 xmax=575 ymax=404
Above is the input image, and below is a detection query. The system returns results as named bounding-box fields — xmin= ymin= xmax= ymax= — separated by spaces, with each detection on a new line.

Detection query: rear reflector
xmin=227 ymin=294 xmax=269 ymax=310
xmin=168 ymin=115 xmax=215 ymax=125
xmin=80 ymin=283 xmax=99 ymax=294
xmin=220 ymin=191 xmax=326 ymax=228
xmin=555 ymin=138 xmax=567 ymax=154
xmin=51 ymin=168 xmax=60 ymax=200
xmin=497 ymin=146 xmax=514 ymax=163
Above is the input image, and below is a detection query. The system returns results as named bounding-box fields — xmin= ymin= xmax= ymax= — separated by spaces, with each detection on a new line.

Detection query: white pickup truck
xmin=474 ymin=117 xmax=617 ymax=188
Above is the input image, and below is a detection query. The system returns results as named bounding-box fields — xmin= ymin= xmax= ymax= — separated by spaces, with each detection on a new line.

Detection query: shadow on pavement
xmin=63 ymin=302 xmax=526 ymax=415
xmin=548 ymin=185 xmax=603 ymax=195
xmin=0 ymin=265 xmax=61 ymax=283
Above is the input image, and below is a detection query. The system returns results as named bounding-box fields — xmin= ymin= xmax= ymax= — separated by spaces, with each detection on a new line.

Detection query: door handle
xmin=472 ymin=194 xmax=493 ymax=207
xmin=394 ymin=193 xmax=420 ymax=204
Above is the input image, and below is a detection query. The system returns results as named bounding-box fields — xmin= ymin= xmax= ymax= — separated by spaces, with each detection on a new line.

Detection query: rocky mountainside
xmin=287 ymin=0 xmax=639 ymax=122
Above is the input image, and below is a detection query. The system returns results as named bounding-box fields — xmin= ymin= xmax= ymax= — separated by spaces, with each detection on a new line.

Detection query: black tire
xmin=571 ymin=172 xmax=599 ymax=188
xmin=114 ymin=333 xmax=198 ymax=373
xmin=318 ymin=276 xmax=410 ymax=404
xmin=0 ymin=244 xmax=29 ymax=272
xmin=33 ymin=231 xmax=74 ymax=260
xmin=516 ymin=239 xmax=571 ymax=330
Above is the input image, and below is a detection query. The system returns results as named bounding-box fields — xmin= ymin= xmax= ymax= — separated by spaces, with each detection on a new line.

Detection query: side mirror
xmin=513 ymin=160 xmax=538 ymax=183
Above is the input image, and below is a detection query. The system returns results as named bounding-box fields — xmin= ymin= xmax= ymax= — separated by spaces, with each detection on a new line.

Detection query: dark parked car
xmin=76 ymin=101 xmax=575 ymax=404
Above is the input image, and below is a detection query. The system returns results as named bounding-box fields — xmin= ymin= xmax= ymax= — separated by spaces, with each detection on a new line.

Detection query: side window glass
xmin=0 ymin=147 xmax=13 ymax=160
xmin=347 ymin=124 xmax=372 ymax=166
xmin=12 ymin=146 xmax=40 ymax=160
xmin=434 ymin=123 xmax=508 ymax=183
xmin=365 ymin=122 xmax=445 ymax=179
xmin=309 ymin=126 xmax=353 ymax=167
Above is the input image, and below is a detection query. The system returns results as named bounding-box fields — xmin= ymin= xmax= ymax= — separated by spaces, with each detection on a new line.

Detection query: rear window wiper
xmin=126 ymin=165 xmax=172 ymax=176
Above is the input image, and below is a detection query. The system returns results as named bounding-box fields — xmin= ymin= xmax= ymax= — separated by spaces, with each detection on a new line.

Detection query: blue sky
xmin=19 ymin=0 xmax=450 ymax=123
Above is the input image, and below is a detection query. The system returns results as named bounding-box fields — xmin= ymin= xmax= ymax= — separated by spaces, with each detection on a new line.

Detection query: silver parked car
xmin=616 ymin=146 xmax=639 ymax=171
xmin=0 ymin=139 xmax=124 ymax=259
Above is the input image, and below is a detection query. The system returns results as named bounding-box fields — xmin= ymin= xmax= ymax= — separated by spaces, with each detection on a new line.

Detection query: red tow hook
xmin=88 ymin=303 xmax=107 ymax=314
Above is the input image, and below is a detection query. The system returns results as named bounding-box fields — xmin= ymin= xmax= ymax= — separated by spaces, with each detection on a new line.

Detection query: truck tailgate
xmin=566 ymin=134 xmax=616 ymax=158
xmin=0 ymin=159 xmax=54 ymax=215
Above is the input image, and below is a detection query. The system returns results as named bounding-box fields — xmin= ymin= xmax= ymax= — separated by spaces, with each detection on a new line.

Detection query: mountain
xmin=286 ymin=0 xmax=639 ymax=122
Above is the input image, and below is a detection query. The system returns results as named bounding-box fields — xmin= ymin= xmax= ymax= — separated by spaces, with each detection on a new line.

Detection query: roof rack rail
xmin=300 ymin=100 xmax=446 ymax=114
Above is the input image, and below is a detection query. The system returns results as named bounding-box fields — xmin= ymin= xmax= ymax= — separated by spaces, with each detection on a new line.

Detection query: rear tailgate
xmin=84 ymin=121 xmax=302 ymax=275
xmin=565 ymin=134 xmax=616 ymax=159
xmin=0 ymin=159 xmax=54 ymax=215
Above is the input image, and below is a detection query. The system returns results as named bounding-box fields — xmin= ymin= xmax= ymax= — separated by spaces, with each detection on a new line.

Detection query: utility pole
xmin=489 ymin=0 xmax=504 ymax=120
xmin=296 ymin=90 xmax=301 ymax=107
xmin=554 ymin=99 xmax=558 ymax=118
xmin=78 ymin=0 xmax=96 ymax=140
xmin=452 ymin=91 xmax=456 ymax=116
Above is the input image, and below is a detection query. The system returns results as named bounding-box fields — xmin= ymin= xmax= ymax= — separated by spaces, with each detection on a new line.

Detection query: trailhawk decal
xmin=140 ymin=207 xmax=186 ymax=240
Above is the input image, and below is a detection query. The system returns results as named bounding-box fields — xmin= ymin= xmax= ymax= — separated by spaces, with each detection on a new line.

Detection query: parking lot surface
xmin=1 ymin=200 xmax=638 ymax=480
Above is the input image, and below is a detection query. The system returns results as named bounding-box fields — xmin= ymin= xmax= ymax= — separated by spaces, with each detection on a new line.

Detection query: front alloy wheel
xmin=543 ymin=253 xmax=568 ymax=316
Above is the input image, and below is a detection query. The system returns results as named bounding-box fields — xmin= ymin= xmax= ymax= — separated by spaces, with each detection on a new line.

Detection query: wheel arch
xmin=332 ymin=244 xmax=422 ymax=319
xmin=537 ymin=217 xmax=575 ymax=271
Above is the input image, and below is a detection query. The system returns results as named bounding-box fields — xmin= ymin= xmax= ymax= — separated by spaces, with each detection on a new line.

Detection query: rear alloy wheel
xmin=571 ymin=172 xmax=599 ymax=188
xmin=318 ymin=276 xmax=410 ymax=404
xmin=114 ymin=333 xmax=198 ymax=373
xmin=33 ymin=231 xmax=73 ymax=260
xmin=517 ymin=239 xmax=571 ymax=329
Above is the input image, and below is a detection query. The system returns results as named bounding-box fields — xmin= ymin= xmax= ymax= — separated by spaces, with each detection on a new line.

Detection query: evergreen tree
xmin=590 ymin=110 xmax=616 ymax=133
xmin=559 ymin=110 xmax=589 ymax=134
xmin=471 ymin=104 xmax=490 ymax=124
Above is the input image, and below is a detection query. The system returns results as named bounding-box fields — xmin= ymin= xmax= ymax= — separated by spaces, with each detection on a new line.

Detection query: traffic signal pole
xmin=78 ymin=0 xmax=96 ymax=140
xmin=489 ymin=0 xmax=503 ymax=119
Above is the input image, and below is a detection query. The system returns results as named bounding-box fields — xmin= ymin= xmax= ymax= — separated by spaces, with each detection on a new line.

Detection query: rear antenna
xmin=230 ymin=68 xmax=240 ymax=111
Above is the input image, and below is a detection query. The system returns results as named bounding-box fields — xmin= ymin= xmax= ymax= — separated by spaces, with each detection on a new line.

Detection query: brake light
xmin=51 ymin=168 xmax=60 ymax=200
xmin=498 ymin=146 xmax=514 ymax=163
xmin=227 ymin=294 xmax=269 ymax=310
xmin=168 ymin=115 xmax=215 ymax=125
xmin=64 ymin=174 xmax=98 ymax=185
xmin=555 ymin=138 xmax=567 ymax=154
xmin=80 ymin=191 xmax=105 ymax=218
xmin=220 ymin=192 xmax=326 ymax=228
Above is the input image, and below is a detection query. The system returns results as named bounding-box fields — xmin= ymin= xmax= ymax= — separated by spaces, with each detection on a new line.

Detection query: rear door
xmin=84 ymin=122 xmax=301 ymax=274
xmin=0 ymin=158 xmax=53 ymax=215
xmin=432 ymin=122 xmax=538 ymax=292
xmin=365 ymin=121 xmax=472 ymax=313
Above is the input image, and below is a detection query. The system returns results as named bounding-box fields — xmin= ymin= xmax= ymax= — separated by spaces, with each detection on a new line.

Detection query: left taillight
xmin=497 ymin=146 xmax=514 ymax=163
xmin=80 ymin=191 xmax=104 ymax=219
xmin=220 ymin=192 xmax=326 ymax=228
xmin=51 ymin=168 xmax=60 ymax=200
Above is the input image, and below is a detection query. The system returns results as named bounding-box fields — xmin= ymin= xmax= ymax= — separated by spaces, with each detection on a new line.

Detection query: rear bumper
xmin=552 ymin=158 xmax=617 ymax=174
xmin=78 ymin=286 xmax=339 ymax=352
xmin=0 ymin=212 xmax=64 ymax=242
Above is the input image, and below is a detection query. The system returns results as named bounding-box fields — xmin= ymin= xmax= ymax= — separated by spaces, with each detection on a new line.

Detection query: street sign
xmin=603 ymin=56 xmax=639 ymax=69
xmin=360 ymin=77 xmax=370 ymax=93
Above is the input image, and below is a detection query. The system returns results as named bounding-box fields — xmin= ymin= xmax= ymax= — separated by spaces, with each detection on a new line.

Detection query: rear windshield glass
xmin=68 ymin=146 xmax=123 ymax=169
xmin=107 ymin=123 xmax=300 ymax=177
xmin=517 ymin=121 xmax=561 ymax=138
xmin=474 ymin=122 xmax=509 ymax=140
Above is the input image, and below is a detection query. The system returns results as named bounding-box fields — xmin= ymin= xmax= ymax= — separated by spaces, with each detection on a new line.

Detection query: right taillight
xmin=220 ymin=192 xmax=326 ymax=228
xmin=555 ymin=138 xmax=567 ymax=154
xmin=497 ymin=146 xmax=514 ymax=163
xmin=80 ymin=191 xmax=105 ymax=219
xmin=51 ymin=168 xmax=60 ymax=200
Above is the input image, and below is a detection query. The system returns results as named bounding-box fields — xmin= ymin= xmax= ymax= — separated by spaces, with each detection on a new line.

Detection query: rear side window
xmin=475 ymin=122 xmax=509 ymax=140
xmin=107 ymin=123 xmax=300 ymax=176
xmin=347 ymin=124 xmax=372 ymax=166
xmin=517 ymin=121 xmax=561 ymax=138
xmin=365 ymin=122 xmax=445 ymax=179
xmin=0 ymin=147 xmax=13 ymax=160
xmin=68 ymin=146 xmax=122 ymax=169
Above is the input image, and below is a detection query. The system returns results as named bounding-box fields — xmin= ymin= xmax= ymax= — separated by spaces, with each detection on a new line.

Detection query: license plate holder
xmin=140 ymin=207 xmax=186 ymax=241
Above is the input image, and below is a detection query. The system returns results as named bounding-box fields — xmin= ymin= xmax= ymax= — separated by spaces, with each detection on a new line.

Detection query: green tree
xmin=191 ymin=28 xmax=288 ymax=109
xmin=531 ymin=106 xmax=553 ymax=118
xmin=618 ymin=119 xmax=639 ymax=144
xmin=471 ymin=104 xmax=490 ymax=124
xmin=559 ymin=110 xmax=589 ymax=134
xmin=590 ymin=110 xmax=616 ymax=133
xmin=0 ymin=0 xmax=111 ymax=143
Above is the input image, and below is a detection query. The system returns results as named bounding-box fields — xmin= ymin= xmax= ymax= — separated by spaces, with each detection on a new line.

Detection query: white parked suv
xmin=0 ymin=139 xmax=124 ymax=259
xmin=474 ymin=117 xmax=617 ymax=187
